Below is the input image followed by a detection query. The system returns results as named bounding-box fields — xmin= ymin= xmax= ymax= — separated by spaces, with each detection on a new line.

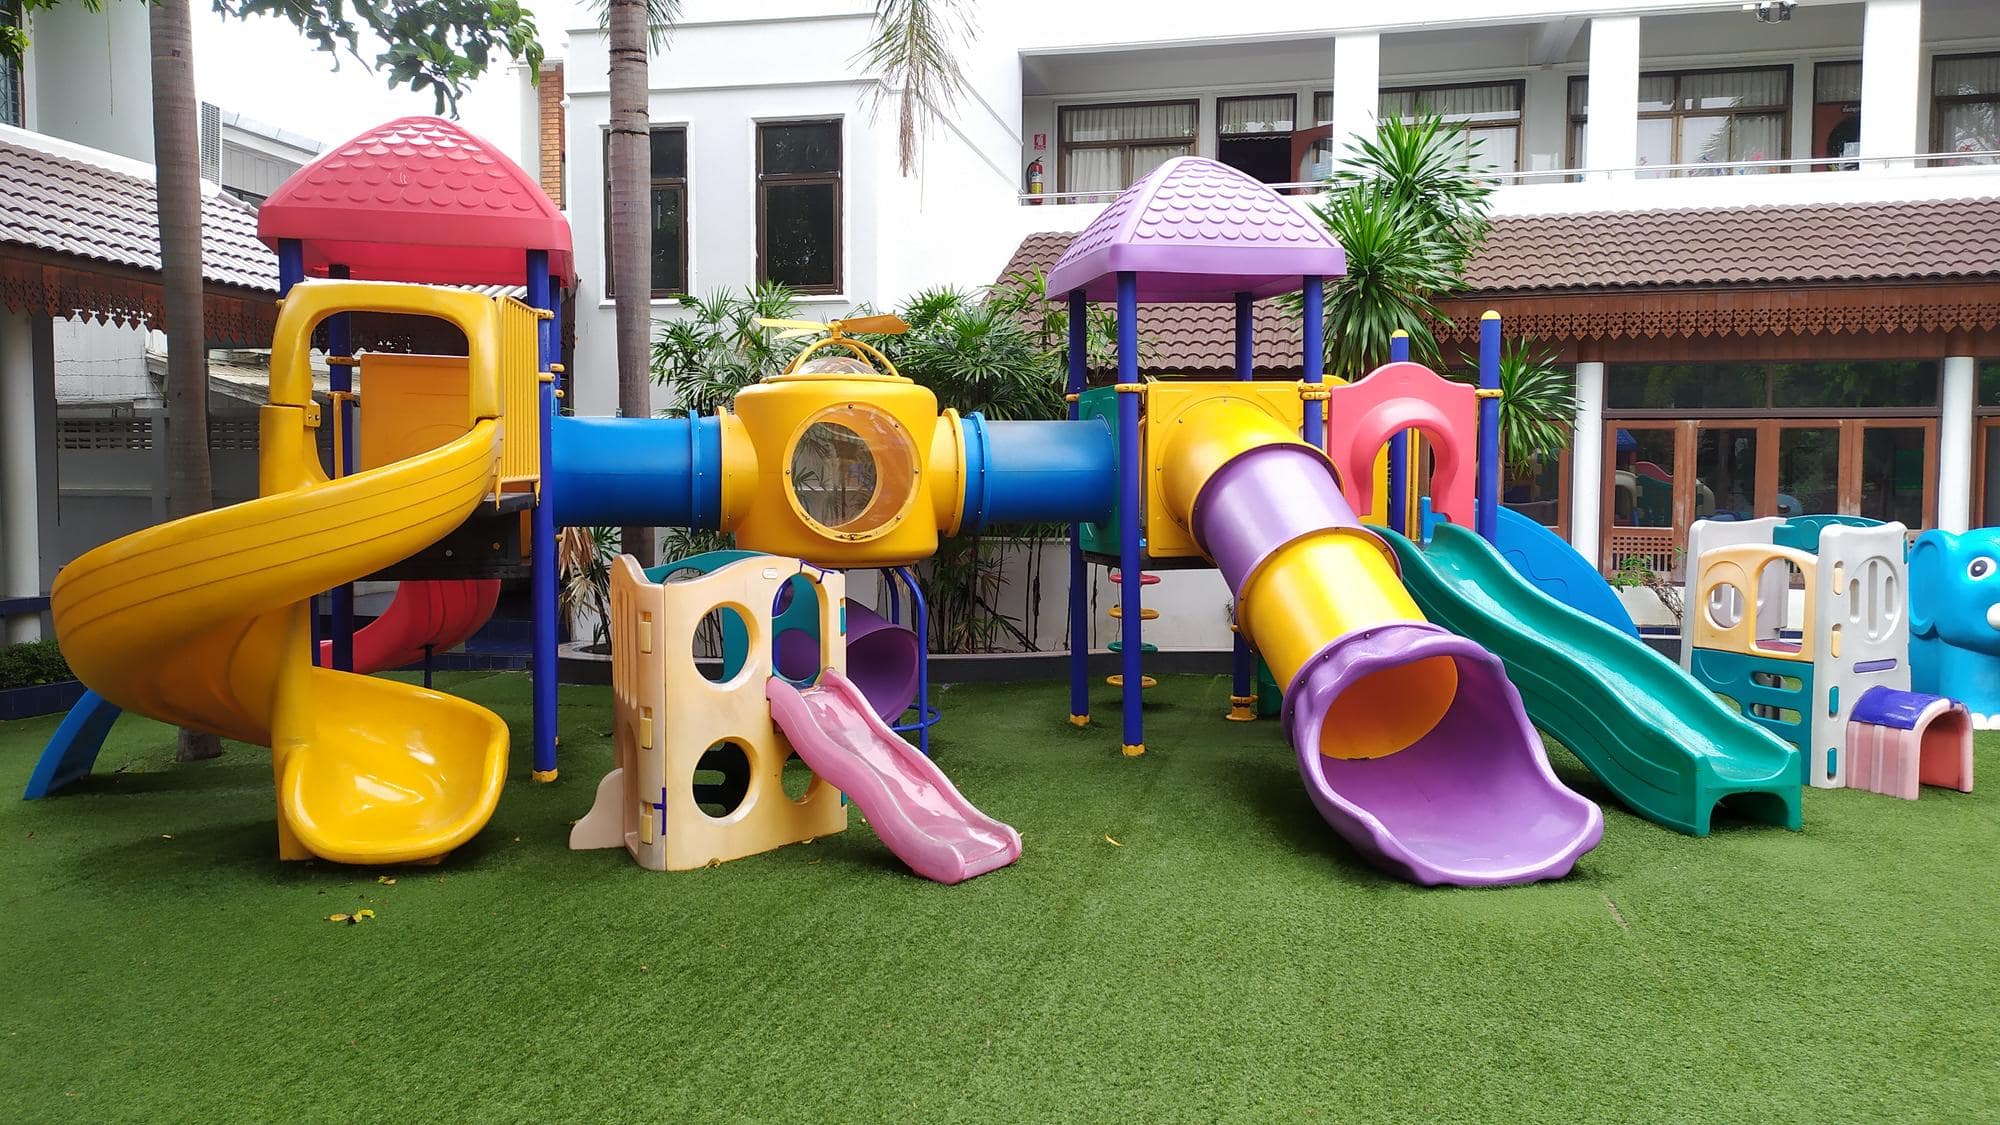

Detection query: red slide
xmin=316 ymin=580 xmax=501 ymax=674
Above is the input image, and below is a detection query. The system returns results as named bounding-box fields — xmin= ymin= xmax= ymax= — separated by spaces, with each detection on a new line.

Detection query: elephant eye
xmin=1970 ymin=557 xmax=1997 ymax=580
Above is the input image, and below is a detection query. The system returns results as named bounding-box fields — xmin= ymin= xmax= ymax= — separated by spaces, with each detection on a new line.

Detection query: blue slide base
xmin=1492 ymin=507 xmax=1640 ymax=638
xmin=23 ymin=690 xmax=123 ymax=799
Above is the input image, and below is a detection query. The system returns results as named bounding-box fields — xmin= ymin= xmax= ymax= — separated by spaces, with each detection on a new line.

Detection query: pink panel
xmin=1322 ymin=361 xmax=1477 ymax=529
xmin=1844 ymin=720 xmax=1919 ymax=800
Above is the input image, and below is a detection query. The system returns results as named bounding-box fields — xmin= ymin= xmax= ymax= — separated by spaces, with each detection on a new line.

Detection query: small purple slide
xmin=767 ymin=668 xmax=1021 ymax=884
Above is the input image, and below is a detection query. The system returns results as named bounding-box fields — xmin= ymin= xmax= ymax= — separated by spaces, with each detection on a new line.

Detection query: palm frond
xmin=856 ymin=0 xmax=974 ymax=176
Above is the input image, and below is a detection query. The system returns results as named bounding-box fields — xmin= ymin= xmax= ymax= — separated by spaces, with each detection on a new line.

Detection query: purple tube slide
xmin=776 ymin=600 xmax=919 ymax=723
xmin=768 ymin=668 xmax=1020 ymax=885
xmin=1192 ymin=443 xmax=1603 ymax=887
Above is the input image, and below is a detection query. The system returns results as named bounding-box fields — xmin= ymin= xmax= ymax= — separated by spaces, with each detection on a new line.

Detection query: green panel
xmin=1255 ymin=656 xmax=1282 ymax=719
xmin=1383 ymin=523 xmax=1802 ymax=837
xmin=1077 ymin=386 xmax=1121 ymax=556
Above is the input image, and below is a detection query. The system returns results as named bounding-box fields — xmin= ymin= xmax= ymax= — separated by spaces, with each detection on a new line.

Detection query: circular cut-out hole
xmin=782 ymin=751 xmax=815 ymax=802
xmin=692 ymin=740 xmax=752 ymax=820
xmin=695 ymin=605 xmax=750 ymax=682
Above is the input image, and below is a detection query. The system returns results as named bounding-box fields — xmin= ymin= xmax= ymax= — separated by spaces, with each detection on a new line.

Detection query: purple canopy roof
xmin=1045 ymin=156 xmax=1347 ymax=304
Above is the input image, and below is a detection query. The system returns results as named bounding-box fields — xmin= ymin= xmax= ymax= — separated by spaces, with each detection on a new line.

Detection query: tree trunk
xmin=607 ymin=0 xmax=656 ymax=567
xmin=149 ymin=0 xmax=221 ymax=763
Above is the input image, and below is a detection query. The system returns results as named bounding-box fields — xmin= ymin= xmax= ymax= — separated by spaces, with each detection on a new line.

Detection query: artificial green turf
xmin=3 ymin=671 xmax=1997 ymax=1122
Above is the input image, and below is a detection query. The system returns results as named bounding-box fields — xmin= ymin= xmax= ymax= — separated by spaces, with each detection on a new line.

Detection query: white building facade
xmin=552 ymin=0 xmax=2000 ymax=642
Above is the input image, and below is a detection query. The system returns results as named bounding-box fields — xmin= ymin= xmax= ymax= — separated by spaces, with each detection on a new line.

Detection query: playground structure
xmin=1682 ymin=516 xmax=1974 ymax=799
xmin=29 ymin=130 xmax=1980 ymax=887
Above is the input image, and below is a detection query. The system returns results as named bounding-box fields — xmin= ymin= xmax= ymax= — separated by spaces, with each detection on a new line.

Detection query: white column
xmin=1330 ymin=33 xmax=1380 ymax=169
xmin=1940 ymin=355 xmax=1976 ymax=533
xmin=1570 ymin=361 xmax=1606 ymax=564
xmin=0 ymin=308 xmax=42 ymax=642
xmin=1585 ymin=17 xmax=1640 ymax=181
xmin=1860 ymin=0 xmax=1924 ymax=169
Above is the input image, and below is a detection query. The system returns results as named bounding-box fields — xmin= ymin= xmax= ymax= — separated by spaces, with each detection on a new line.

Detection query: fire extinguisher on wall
xmin=1025 ymin=157 xmax=1044 ymax=204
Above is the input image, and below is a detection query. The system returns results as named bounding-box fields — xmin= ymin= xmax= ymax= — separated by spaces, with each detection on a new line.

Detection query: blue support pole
xmin=326 ymin=264 xmax=355 ymax=674
xmin=1387 ymin=330 xmax=1410 ymax=536
xmin=1301 ymin=276 xmax=1325 ymax=449
xmin=1228 ymin=292 xmax=1255 ymax=722
xmin=1477 ymin=310 xmax=1502 ymax=544
xmin=887 ymin=566 xmax=939 ymax=758
xmin=529 ymin=250 xmax=560 ymax=780
xmin=1115 ymin=272 xmax=1144 ymax=756
xmin=1066 ymin=289 xmax=1091 ymax=728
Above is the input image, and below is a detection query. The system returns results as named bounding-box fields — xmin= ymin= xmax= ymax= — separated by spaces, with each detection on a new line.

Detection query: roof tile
xmin=1002 ymin=196 xmax=2000 ymax=372
xmin=0 ymin=134 xmax=277 ymax=292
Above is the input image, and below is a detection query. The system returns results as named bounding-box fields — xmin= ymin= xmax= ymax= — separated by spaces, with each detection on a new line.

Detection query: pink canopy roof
xmin=1045 ymin=156 xmax=1345 ymax=304
xmin=258 ymin=116 xmax=572 ymax=286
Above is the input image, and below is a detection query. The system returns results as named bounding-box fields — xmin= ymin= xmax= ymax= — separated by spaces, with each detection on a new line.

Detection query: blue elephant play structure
xmin=1911 ymin=528 xmax=2000 ymax=728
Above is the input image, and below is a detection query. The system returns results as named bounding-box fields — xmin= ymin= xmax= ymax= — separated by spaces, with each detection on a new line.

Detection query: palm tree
xmin=857 ymin=0 xmax=973 ymax=175
xmin=148 ymin=0 xmax=220 ymax=762
xmin=598 ymin=0 xmax=680 ymax=568
xmin=1308 ymin=114 xmax=1577 ymax=479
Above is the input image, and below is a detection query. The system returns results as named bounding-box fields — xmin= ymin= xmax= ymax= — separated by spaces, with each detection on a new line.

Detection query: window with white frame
xmin=1569 ymin=66 xmax=1791 ymax=176
xmin=1057 ymin=100 xmax=1197 ymax=194
xmin=1307 ymin=82 xmax=1522 ymax=177
xmin=1932 ymin=53 xmax=2000 ymax=165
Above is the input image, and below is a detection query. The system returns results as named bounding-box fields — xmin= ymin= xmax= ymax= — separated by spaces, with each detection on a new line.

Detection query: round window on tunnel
xmin=785 ymin=403 xmax=918 ymax=541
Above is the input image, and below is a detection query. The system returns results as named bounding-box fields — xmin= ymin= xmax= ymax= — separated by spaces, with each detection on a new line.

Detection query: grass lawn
xmin=2 ymin=670 xmax=1996 ymax=1122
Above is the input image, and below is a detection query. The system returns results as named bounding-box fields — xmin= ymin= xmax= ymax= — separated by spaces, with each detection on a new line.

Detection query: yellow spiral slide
xmin=50 ymin=282 xmax=535 ymax=864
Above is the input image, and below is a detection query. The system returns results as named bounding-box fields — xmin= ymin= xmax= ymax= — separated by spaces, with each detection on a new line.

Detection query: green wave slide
xmin=1380 ymin=523 xmax=1802 ymax=836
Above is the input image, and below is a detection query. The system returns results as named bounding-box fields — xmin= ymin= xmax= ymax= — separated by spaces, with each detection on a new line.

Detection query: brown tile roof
xmin=998 ymin=197 xmax=2000 ymax=372
xmin=1463 ymin=196 xmax=2000 ymax=292
xmin=0 ymin=132 xmax=278 ymax=292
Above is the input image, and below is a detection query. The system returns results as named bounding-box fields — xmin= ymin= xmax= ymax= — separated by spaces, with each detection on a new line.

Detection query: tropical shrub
xmin=0 ymin=639 xmax=72 ymax=690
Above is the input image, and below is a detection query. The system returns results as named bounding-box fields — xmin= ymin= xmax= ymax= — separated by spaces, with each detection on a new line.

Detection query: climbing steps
xmin=1106 ymin=569 xmax=1160 ymax=689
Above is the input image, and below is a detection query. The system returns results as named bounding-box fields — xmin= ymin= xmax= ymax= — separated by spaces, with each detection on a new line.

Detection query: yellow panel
xmin=496 ymin=298 xmax=545 ymax=493
xmin=356 ymin=354 xmax=473 ymax=472
xmin=568 ymin=556 xmax=850 ymax=871
xmin=1142 ymin=381 xmax=1308 ymax=559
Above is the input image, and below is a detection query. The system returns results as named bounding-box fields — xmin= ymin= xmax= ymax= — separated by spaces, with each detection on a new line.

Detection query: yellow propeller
xmin=755 ymin=314 xmax=908 ymax=340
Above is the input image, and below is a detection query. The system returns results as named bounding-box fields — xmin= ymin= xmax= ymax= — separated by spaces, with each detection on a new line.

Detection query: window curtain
xmin=1680 ymin=68 xmax=1788 ymax=111
xmin=1313 ymin=91 xmax=1334 ymax=126
xmin=1218 ymin=95 xmax=1294 ymax=136
xmin=1935 ymin=54 xmax=2000 ymax=96
xmin=1060 ymin=148 xmax=1123 ymax=193
xmin=1816 ymin=61 xmax=1862 ymax=103
xmin=1383 ymin=83 xmax=1519 ymax=123
xmin=1060 ymin=102 xmax=1196 ymax=144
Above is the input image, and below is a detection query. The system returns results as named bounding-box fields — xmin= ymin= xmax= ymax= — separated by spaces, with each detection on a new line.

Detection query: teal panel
xmin=1077 ymin=385 xmax=1121 ymax=556
xmin=1773 ymin=514 xmax=1885 ymax=554
xmin=648 ymin=549 xmax=821 ymax=680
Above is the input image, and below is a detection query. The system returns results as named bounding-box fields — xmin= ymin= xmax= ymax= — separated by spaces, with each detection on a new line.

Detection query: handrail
xmin=1018 ymin=149 xmax=2000 ymax=205
xmin=269 ymin=281 xmax=504 ymax=421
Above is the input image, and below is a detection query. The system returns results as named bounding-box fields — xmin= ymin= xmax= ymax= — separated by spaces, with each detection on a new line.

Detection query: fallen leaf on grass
xmin=160 ymin=834 xmax=173 ymax=840
xmin=1103 ymin=835 xmax=1123 ymax=847
xmin=376 ymin=876 xmax=396 ymax=885
xmin=326 ymin=909 xmax=377 ymax=925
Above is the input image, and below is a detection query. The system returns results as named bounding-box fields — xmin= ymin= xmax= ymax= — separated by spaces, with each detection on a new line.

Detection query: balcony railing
xmin=1018 ymin=150 xmax=2000 ymax=206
